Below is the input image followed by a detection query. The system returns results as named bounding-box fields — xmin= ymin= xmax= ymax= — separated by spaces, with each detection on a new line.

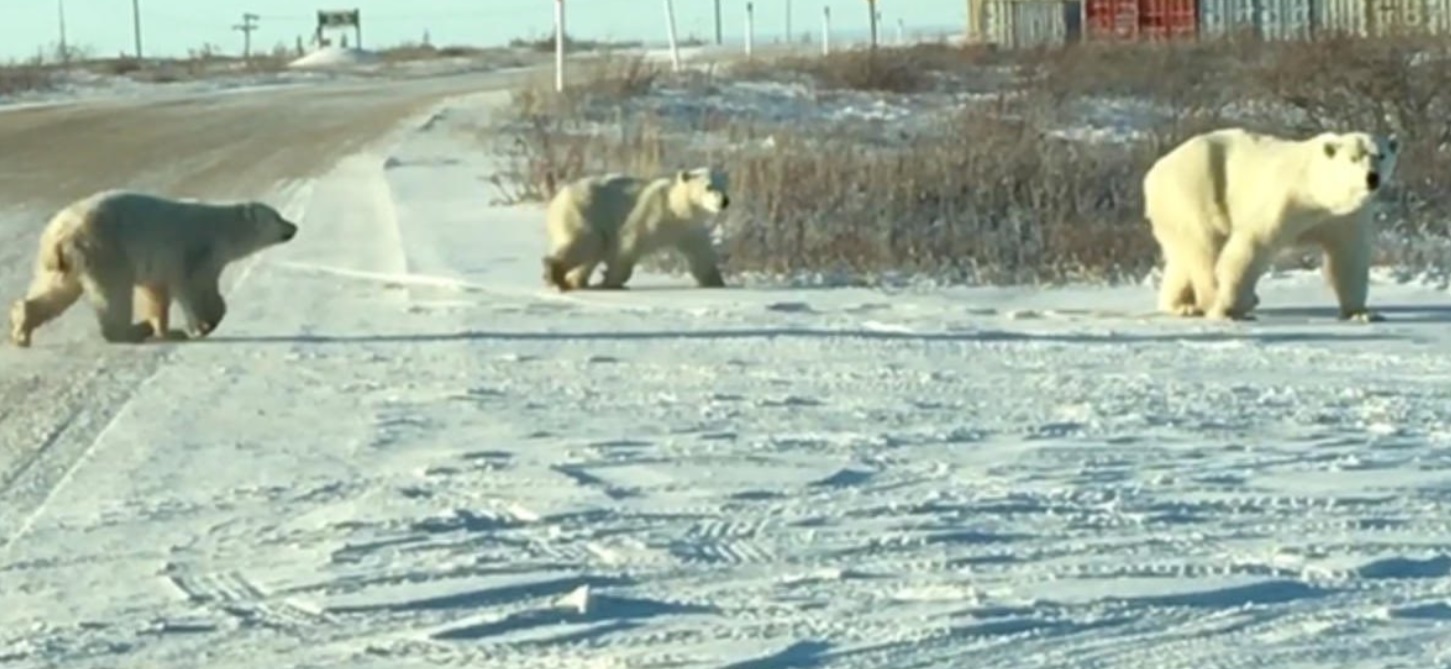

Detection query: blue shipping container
xmin=1199 ymin=0 xmax=1313 ymax=39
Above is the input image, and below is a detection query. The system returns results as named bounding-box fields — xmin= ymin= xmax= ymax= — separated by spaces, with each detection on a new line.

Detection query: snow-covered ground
xmin=4 ymin=88 xmax=1451 ymax=669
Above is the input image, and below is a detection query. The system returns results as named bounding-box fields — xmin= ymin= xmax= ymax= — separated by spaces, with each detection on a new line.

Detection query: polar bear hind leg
xmin=1150 ymin=216 xmax=1221 ymax=317
xmin=1157 ymin=252 xmax=1199 ymax=316
xmin=9 ymin=270 xmax=83 ymax=347
xmin=1208 ymin=230 xmax=1274 ymax=321
xmin=77 ymin=270 xmax=153 ymax=343
xmin=543 ymin=230 xmax=605 ymax=292
xmin=564 ymin=263 xmax=598 ymax=290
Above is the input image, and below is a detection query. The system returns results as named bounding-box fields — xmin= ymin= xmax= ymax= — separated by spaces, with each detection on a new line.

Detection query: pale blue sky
xmin=1 ymin=0 xmax=968 ymax=61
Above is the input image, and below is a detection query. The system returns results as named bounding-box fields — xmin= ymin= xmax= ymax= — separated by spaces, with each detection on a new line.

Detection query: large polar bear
xmin=1143 ymin=127 xmax=1399 ymax=321
xmin=542 ymin=167 xmax=731 ymax=291
xmin=9 ymin=189 xmax=299 ymax=347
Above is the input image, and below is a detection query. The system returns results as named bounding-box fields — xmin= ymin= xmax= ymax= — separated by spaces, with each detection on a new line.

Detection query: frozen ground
xmin=3 ymin=88 xmax=1451 ymax=669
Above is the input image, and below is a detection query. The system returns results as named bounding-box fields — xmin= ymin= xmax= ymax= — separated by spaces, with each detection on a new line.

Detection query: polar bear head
xmin=218 ymin=201 xmax=298 ymax=261
xmin=673 ymin=167 xmax=731 ymax=215
xmin=242 ymin=202 xmax=300 ymax=246
xmin=1311 ymin=131 xmax=1399 ymax=215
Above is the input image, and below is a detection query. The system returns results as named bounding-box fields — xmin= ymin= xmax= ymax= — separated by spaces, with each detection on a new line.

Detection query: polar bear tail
xmin=41 ymin=238 xmax=70 ymax=274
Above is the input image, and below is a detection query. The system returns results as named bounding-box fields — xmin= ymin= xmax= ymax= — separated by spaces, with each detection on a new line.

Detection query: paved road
xmin=0 ymin=68 xmax=529 ymax=496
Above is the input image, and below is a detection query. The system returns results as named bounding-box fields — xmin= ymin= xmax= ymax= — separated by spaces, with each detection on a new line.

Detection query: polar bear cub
xmin=1143 ymin=127 xmax=1399 ymax=321
xmin=542 ymin=167 xmax=731 ymax=291
xmin=9 ymin=189 xmax=299 ymax=347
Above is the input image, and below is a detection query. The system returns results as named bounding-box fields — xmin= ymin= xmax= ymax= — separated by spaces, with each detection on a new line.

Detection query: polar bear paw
xmin=1160 ymin=303 xmax=1207 ymax=316
xmin=1164 ymin=303 xmax=1205 ymax=317
xmin=1206 ymin=304 xmax=1257 ymax=322
xmin=9 ymin=301 xmax=32 ymax=348
xmin=1340 ymin=309 xmax=1385 ymax=323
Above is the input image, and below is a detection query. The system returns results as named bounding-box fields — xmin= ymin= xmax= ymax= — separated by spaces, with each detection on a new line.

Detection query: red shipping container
xmin=1085 ymin=0 xmax=1198 ymax=39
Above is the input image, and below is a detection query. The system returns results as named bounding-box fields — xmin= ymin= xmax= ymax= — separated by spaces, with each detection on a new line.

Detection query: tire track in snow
xmin=165 ymin=570 xmax=332 ymax=633
xmin=0 ymin=361 xmax=167 ymax=557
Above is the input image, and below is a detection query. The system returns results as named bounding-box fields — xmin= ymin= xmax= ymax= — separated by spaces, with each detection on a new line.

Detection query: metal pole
xmin=58 ymin=0 xmax=68 ymax=62
xmin=714 ymin=0 xmax=723 ymax=44
xmin=786 ymin=0 xmax=792 ymax=43
xmin=822 ymin=5 xmax=831 ymax=55
xmin=132 ymin=0 xmax=143 ymax=59
xmin=554 ymin=0 xmax=566 ymax=92
xmin=664 ymin=0 xmax=681 ymax=71
xmin=745 ymin=3 xmax=754 ymax=56
xmin=868 ymin=0 xmax=878 ymax=48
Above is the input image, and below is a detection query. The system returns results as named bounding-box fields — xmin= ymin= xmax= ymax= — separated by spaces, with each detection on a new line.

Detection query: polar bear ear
xmin=240 ymin=202 xmax=262 ymax=223
xmin=1322 ymin=141 xmax=1338 ymax=159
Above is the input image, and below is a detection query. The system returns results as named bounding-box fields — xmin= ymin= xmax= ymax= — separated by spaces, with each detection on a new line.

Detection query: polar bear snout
xmin=698 ymin=190 xmax=729 ymax=214
xmin=1366 ymin=172 xmax=1381 ymax=191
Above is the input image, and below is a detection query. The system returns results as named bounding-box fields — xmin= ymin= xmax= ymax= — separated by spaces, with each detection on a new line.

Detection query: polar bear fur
xmin=1144 ymin=127 xmax=1399 ymax=322
xmin=542 ymin=167 xmax=731 ymax=291
xmin=9 ymin=189 xmax=299 ymax=347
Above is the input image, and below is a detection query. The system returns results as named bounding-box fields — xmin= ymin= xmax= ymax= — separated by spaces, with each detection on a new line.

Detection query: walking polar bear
xmin=542 ymin=167 xmax=731 ymax=291
xmin=1143 ymin=127 xmax=1399 ymax=321
xmin=10 ymin=189 xmax=299 ymax=347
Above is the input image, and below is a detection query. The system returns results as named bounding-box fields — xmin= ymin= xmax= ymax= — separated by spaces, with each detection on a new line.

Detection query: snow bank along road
xmin=4 ymin=77 xmax=1451 ymax=668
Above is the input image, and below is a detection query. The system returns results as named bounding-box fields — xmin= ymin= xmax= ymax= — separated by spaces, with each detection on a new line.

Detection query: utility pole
xmin=132 ymin=0 xmax=144 ymax=60
xmin=714 ymin=0 xmax=722 ymax=45
xmin=822 ymin=5 xmax=831 ymax=56
xmin=867 ymin=0 xmax=879 ymax=48
xmin=233 ymin=12 xmax=260 ymax=60
xmin=785 ymin=0 xmax=792 ymax=44
xmin=554 ymin=0 xmax=565 ymax=93
xmin=57 ymin=0 xmax=68 ymax=63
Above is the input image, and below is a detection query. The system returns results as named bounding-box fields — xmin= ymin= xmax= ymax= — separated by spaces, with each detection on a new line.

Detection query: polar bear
xmin=1143 ymin=127 xmax=1399 ymax=322
xmin=9 ymin=189 xmax=299 ymax=347
xmin=542 ymin=167 xmax=730 ymax=291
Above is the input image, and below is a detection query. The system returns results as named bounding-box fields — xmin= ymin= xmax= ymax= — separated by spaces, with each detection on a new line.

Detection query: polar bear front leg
xmin=677 ymin=228 xmax=726 ymax=288
xmin=1317 ymin=218 xmax=1383 ymax=322
xmin=137 ymin=283 xmax=189 ymax=341
xmin=1208 ymin=232 xmax=1270 ymax=321
xmin=176 ymin=275 xmax=227 ymax=338
xmin=598 ymin=253 xmax=637 ymax=290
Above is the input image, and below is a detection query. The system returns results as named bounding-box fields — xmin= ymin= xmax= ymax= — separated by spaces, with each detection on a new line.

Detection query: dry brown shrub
xmin=727 ymin=42 xmax=1005 ymax=94
xmin=0 ymin=61 xmax=56 ymax=96
xmin=491 ymin=35 xmax=1451 ymax=285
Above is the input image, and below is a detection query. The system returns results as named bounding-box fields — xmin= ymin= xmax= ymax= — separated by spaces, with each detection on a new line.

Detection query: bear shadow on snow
xmin=202 ymin=326 xmax=1410 ymax=348
xmin=1254 ymin=303 xmax=1451 ymax=323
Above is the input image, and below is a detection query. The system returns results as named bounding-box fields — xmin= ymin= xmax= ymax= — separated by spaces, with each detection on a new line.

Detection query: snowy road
xmin=0 ymin=69 xmax=527 ymax=502
xmin=3 ymin=84 xmax=1451 ymax=668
